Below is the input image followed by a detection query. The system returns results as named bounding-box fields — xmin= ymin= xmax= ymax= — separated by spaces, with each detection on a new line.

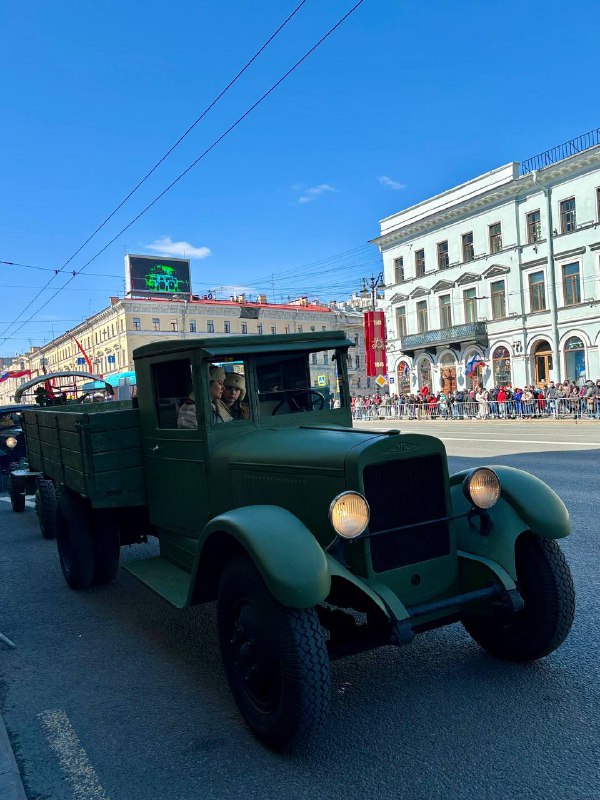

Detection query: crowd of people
xmin=351 ymin=379 xmax=600 ymax=420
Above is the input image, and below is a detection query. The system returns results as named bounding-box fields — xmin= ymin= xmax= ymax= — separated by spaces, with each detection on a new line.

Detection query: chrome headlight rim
xmin=462 ymin=467 xmax=501 ymax=510
xmin=328 ymin=490 xmax=370 ymax=539
xmin=5 ymin=436 xmax=18 ymax=450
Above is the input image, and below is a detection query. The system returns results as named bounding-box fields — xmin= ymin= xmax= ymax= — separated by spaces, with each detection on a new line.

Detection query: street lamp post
xmin=360 ymin=272 xmax=385 ymax=311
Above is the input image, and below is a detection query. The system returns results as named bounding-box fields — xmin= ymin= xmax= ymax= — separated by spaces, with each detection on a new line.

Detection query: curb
xmin=0 ymin=713 xmax=27 ymax=800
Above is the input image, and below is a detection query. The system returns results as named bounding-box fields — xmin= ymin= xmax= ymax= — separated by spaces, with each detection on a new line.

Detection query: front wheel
xmin=217 ymin=555 xmax=331 ymax=752
xmin=8 ymin=473 xmax=25 ymax=513
xmin=463 ymin=533 xmax=575 ymax=662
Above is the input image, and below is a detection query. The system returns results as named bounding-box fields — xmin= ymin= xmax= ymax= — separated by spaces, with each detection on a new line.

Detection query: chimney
xmin=258 ymin=294 xmax=267 ymax=304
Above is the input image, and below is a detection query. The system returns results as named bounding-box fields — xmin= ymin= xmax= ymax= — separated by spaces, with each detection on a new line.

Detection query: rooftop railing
xmin=519 ymin=128 xmax=600 ymax=176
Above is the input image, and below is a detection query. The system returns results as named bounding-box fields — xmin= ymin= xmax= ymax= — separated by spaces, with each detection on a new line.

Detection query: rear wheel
xmin=463 ymin=533 xmax=575 ymax=662
xmin=217 ymin=555 xmax=331 ymax=752
xmin=8 ymin=473 xmax=25 ymax=513
xmin=55 ymin=490 xmax=95 ymax=590
xmin=92 ymin=510 xmax=120 ymax=585
xmin=35 ymin=478 xmax=57 ymax=539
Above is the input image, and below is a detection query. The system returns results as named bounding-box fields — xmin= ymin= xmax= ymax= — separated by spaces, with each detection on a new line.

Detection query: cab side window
xmin=152 ymin=359 xmax=194 ymax=429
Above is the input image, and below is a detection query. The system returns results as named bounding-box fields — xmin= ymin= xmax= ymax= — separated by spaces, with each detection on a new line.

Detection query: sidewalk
xmin=0 ymin=711 xmax=26 ymax=800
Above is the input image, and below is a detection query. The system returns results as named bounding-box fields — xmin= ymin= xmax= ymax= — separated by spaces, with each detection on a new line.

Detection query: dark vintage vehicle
xmin=21 ymin=332 xmax=575 ymax=751
xmin=0 ymin=404 xmax=36 ymax=475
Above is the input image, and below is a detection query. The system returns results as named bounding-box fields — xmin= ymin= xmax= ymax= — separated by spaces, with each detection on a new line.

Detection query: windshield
xmin=0 ymin=413 xmax=20 ymax=428
xmin=255 ymin=348 xmax=346 ymax=416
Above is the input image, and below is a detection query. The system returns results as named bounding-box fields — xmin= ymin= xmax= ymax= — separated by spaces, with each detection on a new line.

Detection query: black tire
xmin=55 ymin=490 xmax=95 ymax=590
xmin=463 ymin=533 xmax=575 ymax=662
xmin=35 ymin=478 xmax=57 ymax=540
xmin=217 ymin=555 xmax=331 ymax=752
xmin=8 ymin=473 xmax=25 ymax=513
xmin=92 ymin=510 xmax=120 ymax=585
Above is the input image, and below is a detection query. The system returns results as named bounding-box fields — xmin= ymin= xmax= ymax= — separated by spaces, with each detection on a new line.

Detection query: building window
xmin=439 ymin=294 xmax=452 ymax=328
xmin=415 ymin=249 xmax=425 ymax=277
xmin=491 ymin=280 xmax=506 ymax=319
xmin=133 ymin=317 xmax=141 ymax=331
xmin=366 ymin=377 xmax=371 ymax=389
xmin=597 ymin=188 xmax=600 ymax=222
xmin=564 ymin=336 xmax=586 ymax=383
xmin=416 ymin=300 xmax=428 ymax=333
xmin=285 ymin=325 xmax=290 ymax=334
xmin=492 ymin=346 xmax=511 ymax=387
xmin=207 ymin=320 xmax=214 ymax=333
xmin=489 ymin=222 xmax=502 ymax=253
xmin=311 ymin=353 xmax=318 ymax=365
xmin=463 ymin=288 xmax=477 ymax=322
xmin=170 ymin=320 xmax=178 ymax=332
xmin=418 ymin=358 xmax=432 ymax=392
xmin=396 ymin=306 xmax=407 ymax=338
xmin=529 ymin=271 xmax=546 ymax=312
xmin=271 ymin=326 xmax=277 ymax=334
xmin=189 ymin=320 xmax=197 ymax=333
xmin=322 ymin=325 xmax=327 ymax=331
xmin=298 ymin=325 xmax=303 ymax=333
xmin=560 ymin=198 xmax=576 ymax=233
xmin=310 ymin=325 xmax=316 ymax=332
xmin=224 ymin=321 xmax=231 ymax=333
xmin=241 ymin=322 xmax=248 ymax=334
xmin=394 ymin=257 xmax=404 ymax=283
xmin=257 ymin=323 xmax=263 ymax=334
xmin=152 ymin=318 xmax=160 ymax=331
xmin=462 ymin=232 xmax=474 ymax=262
xmin=437 ymin=241 xmax=449 ymax=270
xmin=562 ymin=262 xmax=581 ymax=306
xmin=355 ymin=355 xmax=360 ymax=369
xmin=323 ymin=353 xmax=329 ymax=365
xmin=527 ymin=210 xmax=541 ymax=243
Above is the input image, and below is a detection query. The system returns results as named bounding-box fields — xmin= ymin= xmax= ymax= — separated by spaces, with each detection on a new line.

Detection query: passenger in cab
xmin=222 ymin=373 xmax=249 ymax=420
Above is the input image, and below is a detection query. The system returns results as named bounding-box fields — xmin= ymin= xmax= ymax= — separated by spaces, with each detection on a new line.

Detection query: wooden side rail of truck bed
xmin=22 ymin=405 xmax=146 ymax=508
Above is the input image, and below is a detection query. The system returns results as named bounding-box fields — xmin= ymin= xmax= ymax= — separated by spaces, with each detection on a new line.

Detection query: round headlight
xmin=5 ymin=436 xmax=18 ymax=449
xmin=463 ymin=468 xmax=501 ymax=509
xmin=329 ymin=491 xmax=370 ymax=539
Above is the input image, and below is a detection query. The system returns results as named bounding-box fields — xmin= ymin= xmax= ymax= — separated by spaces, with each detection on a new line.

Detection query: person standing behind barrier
xmin=497 ymin=386 xmax=507 ymax=418
xmin=546 ymin=382 xmax=557 ymax=417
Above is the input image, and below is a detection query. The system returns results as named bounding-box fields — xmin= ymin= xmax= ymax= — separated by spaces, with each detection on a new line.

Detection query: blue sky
xmin=1 ymin=0 xmax=598 ymax=355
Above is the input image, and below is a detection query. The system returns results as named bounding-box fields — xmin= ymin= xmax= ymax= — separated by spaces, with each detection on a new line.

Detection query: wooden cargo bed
xmin=23 ymin=405 xmax=146 ymax=508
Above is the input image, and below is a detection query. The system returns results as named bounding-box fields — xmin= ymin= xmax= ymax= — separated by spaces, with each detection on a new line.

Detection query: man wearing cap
xmin=222 ymin=372 xmax=249 ymax=420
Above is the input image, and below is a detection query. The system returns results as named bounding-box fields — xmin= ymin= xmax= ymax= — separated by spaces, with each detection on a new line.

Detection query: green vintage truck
xmin=22 ymin=331 xmax=575 ymax=751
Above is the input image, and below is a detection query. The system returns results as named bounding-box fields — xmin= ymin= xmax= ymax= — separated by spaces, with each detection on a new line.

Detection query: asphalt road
xmin=1 ymin=421 xmax=599 ymax=800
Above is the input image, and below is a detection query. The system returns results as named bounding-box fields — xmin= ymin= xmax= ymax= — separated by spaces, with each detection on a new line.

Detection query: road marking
xmin=428 ymin=437 xmax=600 ymax=447
xmin=37 ymin=710 xmax=111 ymax=800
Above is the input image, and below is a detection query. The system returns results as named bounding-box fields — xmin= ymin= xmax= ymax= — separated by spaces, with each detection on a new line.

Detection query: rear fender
xmin=450 ymin=464 xmax=570 ymax=581
xmin=197 ymin=505 xmax=330 ymax=608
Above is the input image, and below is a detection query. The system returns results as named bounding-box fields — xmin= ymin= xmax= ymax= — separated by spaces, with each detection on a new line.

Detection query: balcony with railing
xmin=400 ymin=321 xmax=488 ymax=354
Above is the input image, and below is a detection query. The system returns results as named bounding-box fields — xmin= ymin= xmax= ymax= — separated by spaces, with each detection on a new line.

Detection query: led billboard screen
xmin=126 ymin=255 xmax=191 ymax=297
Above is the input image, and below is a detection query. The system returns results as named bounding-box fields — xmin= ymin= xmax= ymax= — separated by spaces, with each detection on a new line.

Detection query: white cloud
xmin=296 ymin=184 xmax=337 ymax=204
xmin=378 ymin=175 xmax=406 ymax=191
xmin=145 ymin=236 xmax=212 ymax=260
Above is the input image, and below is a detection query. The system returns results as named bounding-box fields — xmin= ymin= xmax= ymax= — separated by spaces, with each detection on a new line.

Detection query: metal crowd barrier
xmin=351 ymin=397 xmax=600 ymax=420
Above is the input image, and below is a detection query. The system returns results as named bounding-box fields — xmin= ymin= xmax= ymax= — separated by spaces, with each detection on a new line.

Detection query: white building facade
xmin=373 ymin=131 xmax=600 ymax=395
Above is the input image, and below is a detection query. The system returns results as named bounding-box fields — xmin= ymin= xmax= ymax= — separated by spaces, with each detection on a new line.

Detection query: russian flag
xmin=0 ymin=369 xmax=32 ymax=383
xmin=466 ymin=354 xmax=485 ymax=378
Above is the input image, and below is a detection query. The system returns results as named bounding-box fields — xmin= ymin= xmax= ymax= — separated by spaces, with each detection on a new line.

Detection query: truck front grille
xmin=362 ymin=455 xmax=450 ymax=573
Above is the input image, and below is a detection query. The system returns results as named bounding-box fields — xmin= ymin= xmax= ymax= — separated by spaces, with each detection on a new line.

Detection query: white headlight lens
xmin=463 ymin=468 xmax=501 ymax=509
xmin=5 ymin=436 xmax=17 ymax=449
xmin=329 ymin=491 xmax=370 ymax=539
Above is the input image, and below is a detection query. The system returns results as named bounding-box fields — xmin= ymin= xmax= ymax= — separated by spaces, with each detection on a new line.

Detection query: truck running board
xmin=123 ymin=556 xmax=192 ymax=609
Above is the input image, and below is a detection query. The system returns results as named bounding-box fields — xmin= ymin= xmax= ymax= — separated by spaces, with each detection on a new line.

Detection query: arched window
xmin=464 ymin=349 xmax=484 ymax=390
xmin=564 ymin=336 xmax=586 ymax=383
xmin=417 ymin=358 xmax=432 ymax=393
xmin=492 ymin=346 xmax=511 ymax=387
xmin=439 ymin=353 xmax=457 ymax=393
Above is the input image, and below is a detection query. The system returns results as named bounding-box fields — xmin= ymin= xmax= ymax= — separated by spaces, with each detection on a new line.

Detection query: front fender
xmin=199 ymin=505 xmax=330 ymax=608
xmin=450 ymin=464 xmax=570 ymax=580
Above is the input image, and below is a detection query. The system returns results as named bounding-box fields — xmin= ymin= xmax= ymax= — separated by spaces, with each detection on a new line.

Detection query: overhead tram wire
xmin=0 ymin=0 xmax=308 ymax=346
xmin=2 ymin=0 xmax=367 ymax=345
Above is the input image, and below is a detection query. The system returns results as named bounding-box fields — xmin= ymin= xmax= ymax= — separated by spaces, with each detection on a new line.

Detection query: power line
xmin=0 ymin=0 xmax=367 ymax=347
xmin=0 ymin=0 xmax=308 ymax=345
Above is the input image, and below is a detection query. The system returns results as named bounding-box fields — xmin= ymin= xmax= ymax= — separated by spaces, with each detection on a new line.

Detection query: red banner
xmin=364 ymin=311 xmax=387 ymax=378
